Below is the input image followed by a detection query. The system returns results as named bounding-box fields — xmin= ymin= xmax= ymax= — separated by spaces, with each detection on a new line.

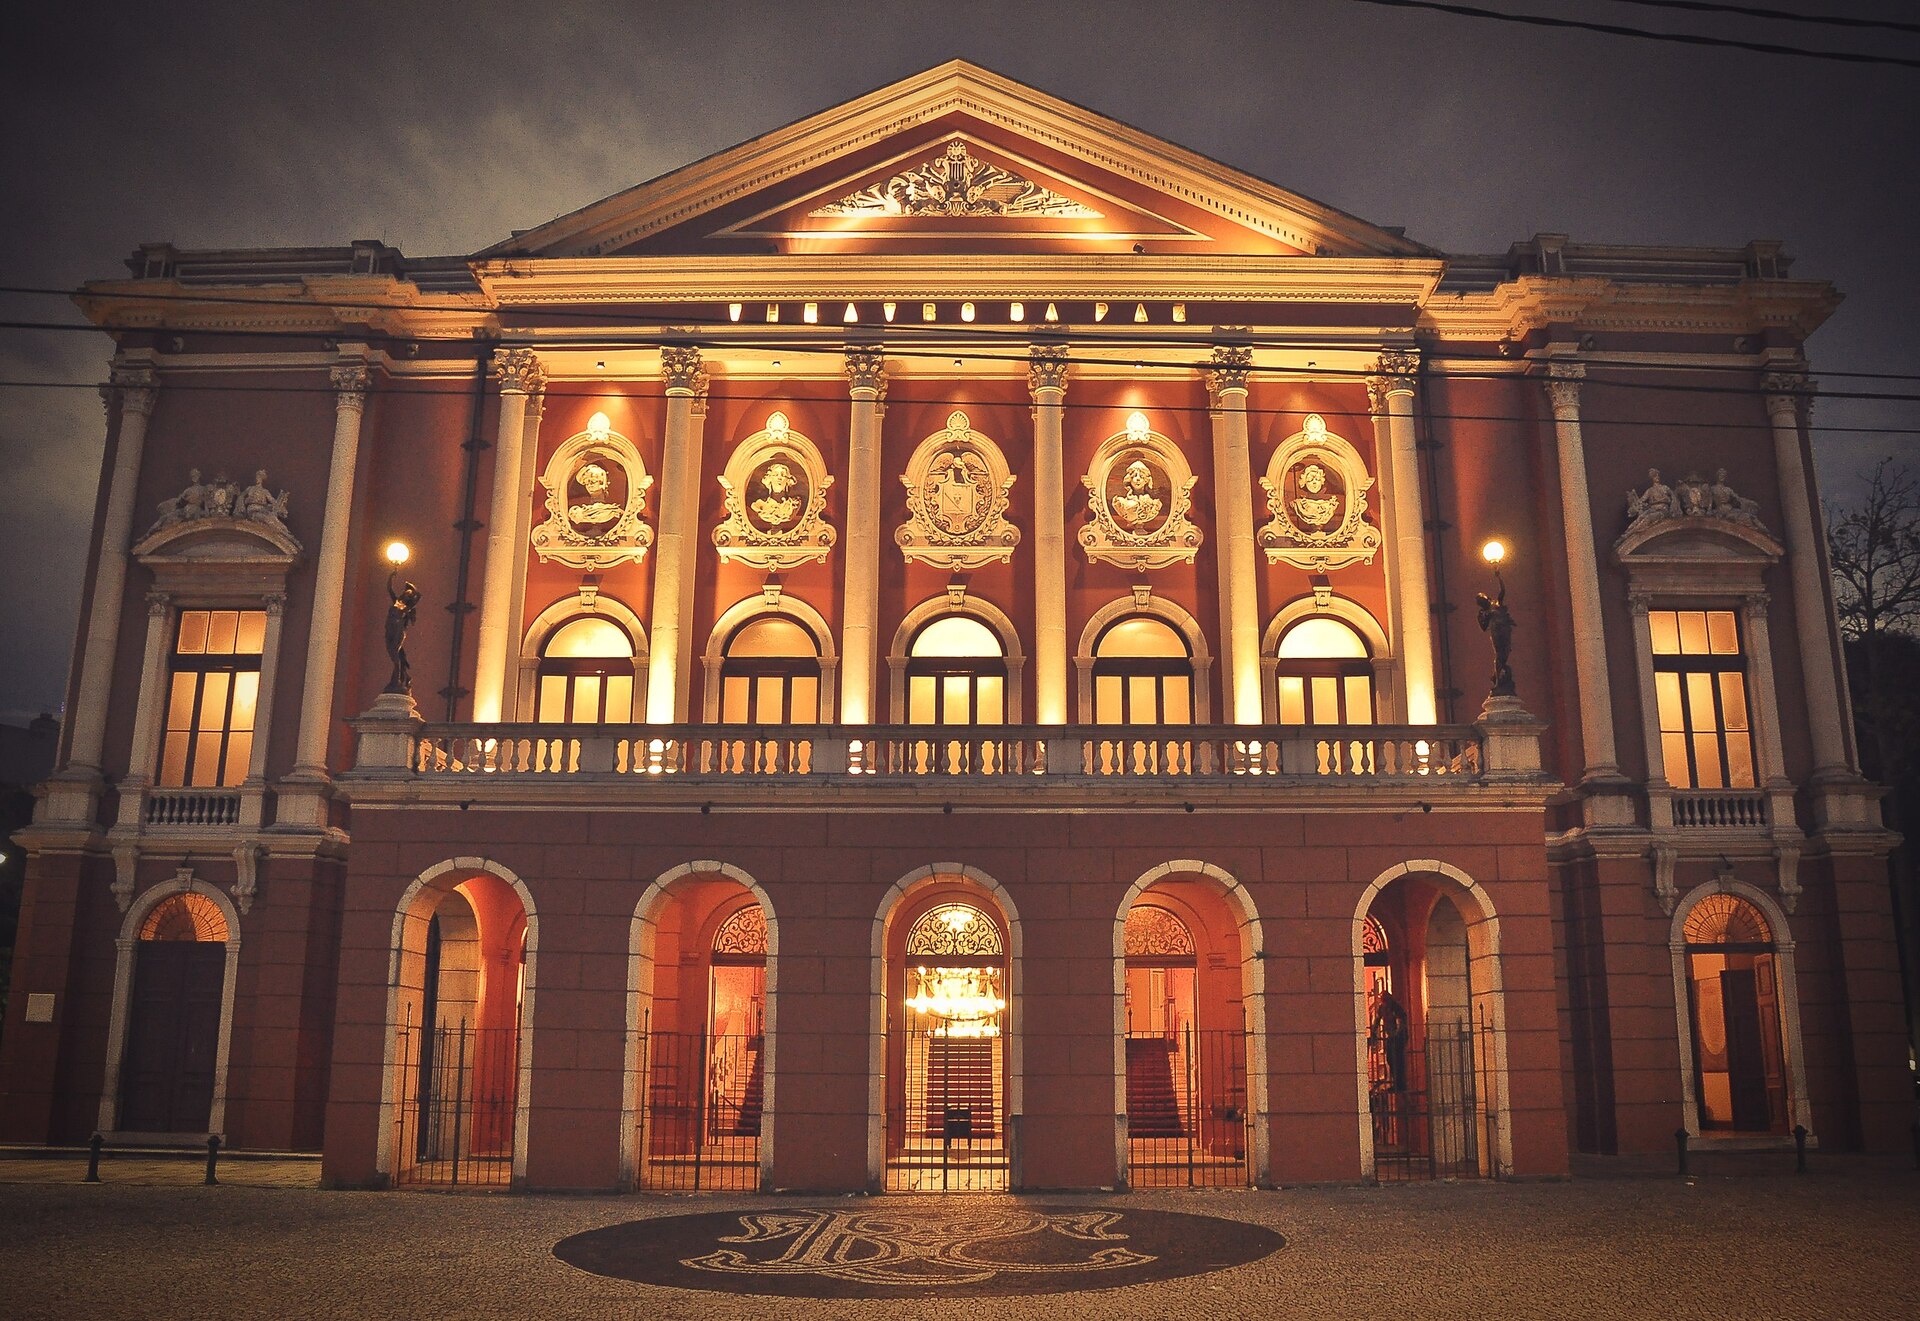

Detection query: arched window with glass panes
xmin=1273 ymin=616 xmax=1375 ymax=726
xmin=535 ymin=615 xmax=637 ymax=724
xmin=1090 ymin=615 xmax=1194 ymax=725
xmin=906 ymin=615 xmax=1006 ymax=725
xmin=719 ymin=615 xmax=823 ymax=724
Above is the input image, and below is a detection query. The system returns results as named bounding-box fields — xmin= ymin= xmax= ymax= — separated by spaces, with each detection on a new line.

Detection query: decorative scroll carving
xmin=1079 ymin=412 xmax=1201 ymax=571
xmin=1028 ymin=344 xmax=1069 ymax=396
xmin=1258 ymin=414 xmax=1380 ymax=571
xmin=147 ymin=468 xmax=293 ymax=539
xmin=1123 ymin=905 xmax=1196 ymax=958
xmin=1620 ymin=466 xmax=1773 ymax=545
xmin=1543 ymin=361 xmax=1584 ymax=417
xmin=231 ymin=844 xmax=261 ymax=917
xmin=103 ymin=365 xmax=158 ymax=419
xmin=811 ymin=140 xmax=1100 ymax=218
xmin=1650 ymin=843 xmax=1679 ymax=917
xmin=712 ymin=904 xmax=768 ymax=957
xmin=1362 ymin=915 xmax=1388 ymax=957
xmin=1374 ymin=349 xmax=1419 ymax=395
xmin=896 ymin=410 xmax=1020 ymax=571
xmin=845 ymin=346 xmax=886 ymax=396
xmin=904 ymin=903 xmax=1004 ymax=959
xmin=713 ymin=411 xmax=836 ymax=571
xmin=1763 ymin=370 xmax=1814 ymax=424
xmin=531 ymin=411 xmax=655 ymax=569
xmin=661 ymin=344 xmax=705 ymax=394
xmin=1206 ymin=345 xmax=1252 ymax=404
xmin=494 ymin=348 xmax=545 ymax=394
xmin=331 ymin=363 xmax=370 ymax=413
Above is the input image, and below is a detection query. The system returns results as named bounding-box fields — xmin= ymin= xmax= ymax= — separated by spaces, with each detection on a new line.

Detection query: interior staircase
xmin=919 ymin=1038 xmax=998 ymax=1140
xmin=1126 ymin=1036 xmax=1186 ymax=1138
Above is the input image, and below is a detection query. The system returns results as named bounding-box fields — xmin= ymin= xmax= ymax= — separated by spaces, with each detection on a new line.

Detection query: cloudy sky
xmin=2 ymin=0 xmax=1914 ymax=723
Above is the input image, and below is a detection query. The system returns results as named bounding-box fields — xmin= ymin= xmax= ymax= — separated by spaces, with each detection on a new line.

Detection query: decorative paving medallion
xmin=553 ymin=1203 xmax=1284 ymax=1298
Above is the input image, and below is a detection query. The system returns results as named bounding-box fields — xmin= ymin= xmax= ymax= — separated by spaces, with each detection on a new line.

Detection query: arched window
xmin=139 ymin=892 xmax=231 ymax=943
xmin=1275 ymin=616 xmax=1374 ymax=725
xmin=1092 ymin=616 xmax=1193 ymax=725
xmin=535 ymin=616 xmax=636 ymax=723
xmin=907 ymin=615 xmax=1006 ymax=725
xmin=719 ymin=615 xmax=822 ymax=724
xmin=1682 ymin=893 xmax=1787 ymax=1133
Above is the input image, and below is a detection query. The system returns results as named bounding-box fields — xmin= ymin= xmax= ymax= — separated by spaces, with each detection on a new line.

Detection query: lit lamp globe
xmin=385 ymin=540 xmax=411 ymax=568
xmin=1481 ymin=539 xmax=1506 ymax=567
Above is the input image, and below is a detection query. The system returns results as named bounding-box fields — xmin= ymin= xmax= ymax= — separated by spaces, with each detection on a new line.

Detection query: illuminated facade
xmin=0 ymin=62 xmax=1905 ymax=1190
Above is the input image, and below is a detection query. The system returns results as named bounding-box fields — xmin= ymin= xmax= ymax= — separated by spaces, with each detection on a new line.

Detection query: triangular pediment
xmin=483 ymin=62 xmax=1428 ymax=261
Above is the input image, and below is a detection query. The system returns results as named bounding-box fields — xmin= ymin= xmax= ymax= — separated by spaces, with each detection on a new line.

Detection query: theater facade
xmin=2 ymin=62 xmax=1906 ymax=1191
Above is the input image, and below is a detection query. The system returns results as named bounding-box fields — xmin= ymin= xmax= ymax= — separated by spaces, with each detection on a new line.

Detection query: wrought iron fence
xmin=886 ymin=1026 xmax=1010 ymax=1191
xmin=638 ymin=1028 xmax=765 ymax=1191
xmin=1370 ymin=1016 xmax=1498 ymax=1182
xmin=390 ymin=1019 xmax=519 ymax=1188
xmin=1125 ymin=1025 xmax=1254 ymax=1188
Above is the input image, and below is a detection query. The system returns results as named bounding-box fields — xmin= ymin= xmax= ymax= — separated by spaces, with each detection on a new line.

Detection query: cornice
xmin=1420 ymin=275 xmax=1841 ymax=343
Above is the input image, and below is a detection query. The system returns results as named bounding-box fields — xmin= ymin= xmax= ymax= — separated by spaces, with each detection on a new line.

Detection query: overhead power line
xmin=1607 ymin=0 xmax=1920 ymax=36
xmin=1339 ymin=0 xmax=1920 ymax=67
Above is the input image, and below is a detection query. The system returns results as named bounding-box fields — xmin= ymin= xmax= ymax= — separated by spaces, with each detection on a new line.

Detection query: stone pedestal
xmin=1475 ymin=694 xmax=1547 ymax=781
xmin=351 ymin=692 xmax=425 ymax=774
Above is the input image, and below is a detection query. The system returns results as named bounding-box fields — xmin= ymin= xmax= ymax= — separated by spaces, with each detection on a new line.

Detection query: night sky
xmin=2 ymin=0 xmax=1914 ymax=723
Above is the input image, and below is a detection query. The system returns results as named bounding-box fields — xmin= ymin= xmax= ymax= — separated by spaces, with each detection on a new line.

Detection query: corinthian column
xmin=1374 ymin=352 xmax=1437 ymax=725
xmin=1028 ymin=344 xmax=1069 ymax=724
xmin=288 ymin=362 xmax=371 ymax=787
xmin=56 ymin=363 xmax=159 ymax=810
xmin=838 ymin=347 xmax=887 ymax=725
xmin=470 ymin=349 xmax=544 ymax=725
xmin=1543 ymin=362 xmax=1621 ymax=779
xmin=1763 ymin=371 xmax=1851 ymax=776
xmin=1207 ymin=345 xmax=1262 ymax=724
xmin=644 ymin=347 xmax=708 ymax=723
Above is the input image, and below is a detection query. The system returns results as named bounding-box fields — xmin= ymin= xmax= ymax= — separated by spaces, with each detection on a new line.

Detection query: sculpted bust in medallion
xmin=1110 ymin=458 xmax=1163 ymax=529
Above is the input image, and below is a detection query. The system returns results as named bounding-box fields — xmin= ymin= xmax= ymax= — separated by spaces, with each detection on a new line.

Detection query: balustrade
xmin=143 ymin=787 xmax=243 ymax=827
xmin=1671 ymin=790 xmax=1769 ymax=829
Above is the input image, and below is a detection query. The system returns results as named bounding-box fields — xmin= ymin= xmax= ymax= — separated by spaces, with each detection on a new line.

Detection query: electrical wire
xmin=1337 ymin=0 xmax=1920 ymax=67
xmin=1604 ymin=0 xmax=1920 ymax=36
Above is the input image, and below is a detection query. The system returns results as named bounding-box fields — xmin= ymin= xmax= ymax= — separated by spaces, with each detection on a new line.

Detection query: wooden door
xmin=120 ymin=942 xmax=224 ymax=1132
xmin=1720 ymin=968 xmax=1771 ymax=1132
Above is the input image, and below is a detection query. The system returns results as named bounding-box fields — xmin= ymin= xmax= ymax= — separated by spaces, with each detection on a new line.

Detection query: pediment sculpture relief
xmin=1258 ymin=414 xmax=1380 ymax=571
xmin=811 ymin=140 xmax=1101 ymax=219
xmin=1079 ymin=412 xmax=1201 ymax=571
xmin=713 ymin=411 xmax=837 ymax=571
xmin=148 ymin=468 xmax=291 ymax=539
xmin=1622 ymin=467 xmax=1770 ymax=539
xmin=896 ymin=410 xmax=1020 ymax=571
xmin=531 ymin=411 xmax=655 ymax=568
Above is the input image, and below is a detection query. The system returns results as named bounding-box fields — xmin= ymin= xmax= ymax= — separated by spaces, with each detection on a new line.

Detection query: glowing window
xmin=1682 ymin=892 xmax=1787 ymax=1133
xmin=1093 ymin=615 xmax=1193 ymax=725
xmin=1648 ymin=609 xmax=1754 ymax=790
xmin=1274 ymin=615 xmax=1374 ymax=726
xmin=904 ymin=903 xmax=1004 ymax=958
xmin=139 ymin=892 xmax=230 ymax=943
xmin=536 ymin=615 xmax=636 ymax=723
xmin=720 ymin=614 xmax=821 ymax=724
xmin=910 ymin=615 xmax=1002 ymax=659
xmin=907 ymin=615 xmax=1006 ymax=725
xmin=159 ymin=609 xmax=265 ymax=788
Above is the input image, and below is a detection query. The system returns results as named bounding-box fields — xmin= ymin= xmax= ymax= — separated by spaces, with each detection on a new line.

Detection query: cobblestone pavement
xmin=3 ymin=1157 xmax=1917 ymax=1319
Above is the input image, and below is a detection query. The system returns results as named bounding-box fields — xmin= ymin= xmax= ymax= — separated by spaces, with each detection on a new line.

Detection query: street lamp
xmin=1476 ymin=539 xmax=1516 ymax=699
xmin=383 ymin=541 xmax=420 ymax=697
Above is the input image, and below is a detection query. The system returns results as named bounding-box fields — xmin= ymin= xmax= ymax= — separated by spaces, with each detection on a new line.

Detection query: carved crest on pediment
xmin=811 ymin=140 xmax=1101 ymax=219
xmin=531 ymin=412 xmax=655 ymax=568
xmin=1079 ymin=412 xmax=1201 ymax=571
xmin=1258 ymin=415 xmax=1380 ymax=571
xmin=1618 ymin=466 xmax=1777 ymax=554
xmin=145 ymin=468 xmax=294 ymax=543
xmin=896 ymin=410 xmax=1019 ymax=571
xmin=713 ymin=411 xmax=836 ymax=571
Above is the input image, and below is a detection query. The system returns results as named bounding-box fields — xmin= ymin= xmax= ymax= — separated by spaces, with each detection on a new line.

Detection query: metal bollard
xmin=204 ymin=1134 xmax=221 ymax=1186
xmin=1793 ymin=1124 xmax=1807 ymax=1174
xmin=1675 ymin=1127 xmax=1689 ymax=1177
xmin=84 ymin=1133 xmax=104 ymax=1183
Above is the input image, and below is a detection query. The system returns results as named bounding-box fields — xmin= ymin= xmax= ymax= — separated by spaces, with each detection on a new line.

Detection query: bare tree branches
xmin=1828 ymin=458 xmax=1920 ymax=643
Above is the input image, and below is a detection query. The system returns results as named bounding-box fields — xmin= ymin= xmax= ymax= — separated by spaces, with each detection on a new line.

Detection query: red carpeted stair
xmin=1126 ymin=1037 xmax=1186 ymax=1138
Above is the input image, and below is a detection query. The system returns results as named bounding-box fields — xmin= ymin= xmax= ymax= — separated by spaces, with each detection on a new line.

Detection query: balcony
xmin=343 ymin=710 xmax=1555 ymax=812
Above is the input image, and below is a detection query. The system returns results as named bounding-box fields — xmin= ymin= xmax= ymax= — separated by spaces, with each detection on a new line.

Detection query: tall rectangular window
xmin=1649 ymin=609 xmax=1755 ymax=790
xmin=159 ymin=609 xmax=265 ymax=788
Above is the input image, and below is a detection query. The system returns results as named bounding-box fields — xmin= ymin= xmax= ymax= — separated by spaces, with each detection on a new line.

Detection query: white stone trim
xmin=886 ymin=593 xmax=1026 ymax=723
xmin=97 ymin=874 xmax=243 ymax=1138
xmin=1074 ymin=593 xmax=1214 ymax=724
xmin=376 ymin=857 xmax=538 ymax=1185
xmin=1111 ymin=860 xmax=1268 ymax=1186
xmin=513 ymin=595 xmax=650 ymax=722
xmin=866 ymin=863 xmax=1023 ymax=1189
xmin=1351 ymin=859 xmax=1514 ymax=1178
xmin=700 ymin=593 xmax=840 ymax=723
xmin=622 ymin=861 xmax=779 ymax=1191
xmin=1666 ymin=877 xmax=1812 ymax=1140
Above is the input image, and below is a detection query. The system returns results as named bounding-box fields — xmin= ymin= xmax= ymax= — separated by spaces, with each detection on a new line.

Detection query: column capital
xmin=1763 ymin=370 xmax=1814 ymax=425
xmin=1373 ymin=349 xmax=1419 ymax=398
xmin=330 ymin=363 xmax=371 ymax=413
xmin=263 ymin=591 xmax=289 ymax=619
xmin=1366 ymin=376 xmax=1391 ymax=417
xmin=1543 ymin=360 xmax=1585 ymax=419
xmin=662 ymin=344 xmax=706 ymax=395
xmin=1206 ymin=344 xmax=1253 ymax=404
xmin=102 ymin=366 xmax=159 ymax=419
xmin=844 ymin=345 xmax=886 ymax=398
xmin=493 ymin=347 xmax=545 ymax=395
xmin=1027 ymin=343 xmax=1069 ymax=398
xmin=1627 ymin=591 xmax=1652 ymax=617
xmin=145 ymin=589 xmax=171 ymax=618
xmin=1744 ymin=590 xmax=1771 ymax=620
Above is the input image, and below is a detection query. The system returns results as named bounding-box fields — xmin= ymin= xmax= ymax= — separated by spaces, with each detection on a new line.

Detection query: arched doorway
xmin=881 ymin=885 xmax=1013 ymax=1191
xmin=1680 ymin=892 xmax=1789 ymax=1134
xmin=627 ymin=864 xmax=774 ymax=1191
xmin=387 ymin=865 xmax=531 ymax=1188
xmin=1356 ymin=866 xmax=1506 ymax=1181
xmin=1115 ymin=864 xmax=1264 ymax=1188
xmin=118 ymin=892 xmax=231 ymax=1134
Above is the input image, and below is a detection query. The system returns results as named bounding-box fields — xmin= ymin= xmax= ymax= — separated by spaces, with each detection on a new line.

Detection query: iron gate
xmin=1125 ymin=1025 xmax=1254 ymax=1187
xmin=886 ymin=1026 xmax=1009 ymax=1191
xmin=638 ymin=1026 xmax=764 ymax=1191
xmin=391 ymin=1019 xmax=520 ymax=1188
xmin=1370 ymin=1016 xmax=1497 ymax=1181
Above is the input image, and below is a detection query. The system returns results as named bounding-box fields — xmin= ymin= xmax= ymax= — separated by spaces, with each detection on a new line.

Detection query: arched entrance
xmin=113 ymin=891 xmax=233 ymax=1135
xmin=1115 ymin=862 xmax=1266 ymax=1188
xmin=1355 ymin=863 xmax=1508 ymax=1181
xmin=1677 ymin=891 xmax=1793 ymax=1135
xmin=386 ymin=862 xmax=531 ymax=1188
xmin=626 ymin=863 xmax=775 ymax=1191
xmin=878 ymin=876 xmax=1015 ymax=1191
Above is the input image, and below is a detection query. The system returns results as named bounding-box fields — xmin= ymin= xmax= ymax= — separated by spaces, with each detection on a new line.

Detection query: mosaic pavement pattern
xmin=552 ymin=1202 xmax=1285 ymax=1297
